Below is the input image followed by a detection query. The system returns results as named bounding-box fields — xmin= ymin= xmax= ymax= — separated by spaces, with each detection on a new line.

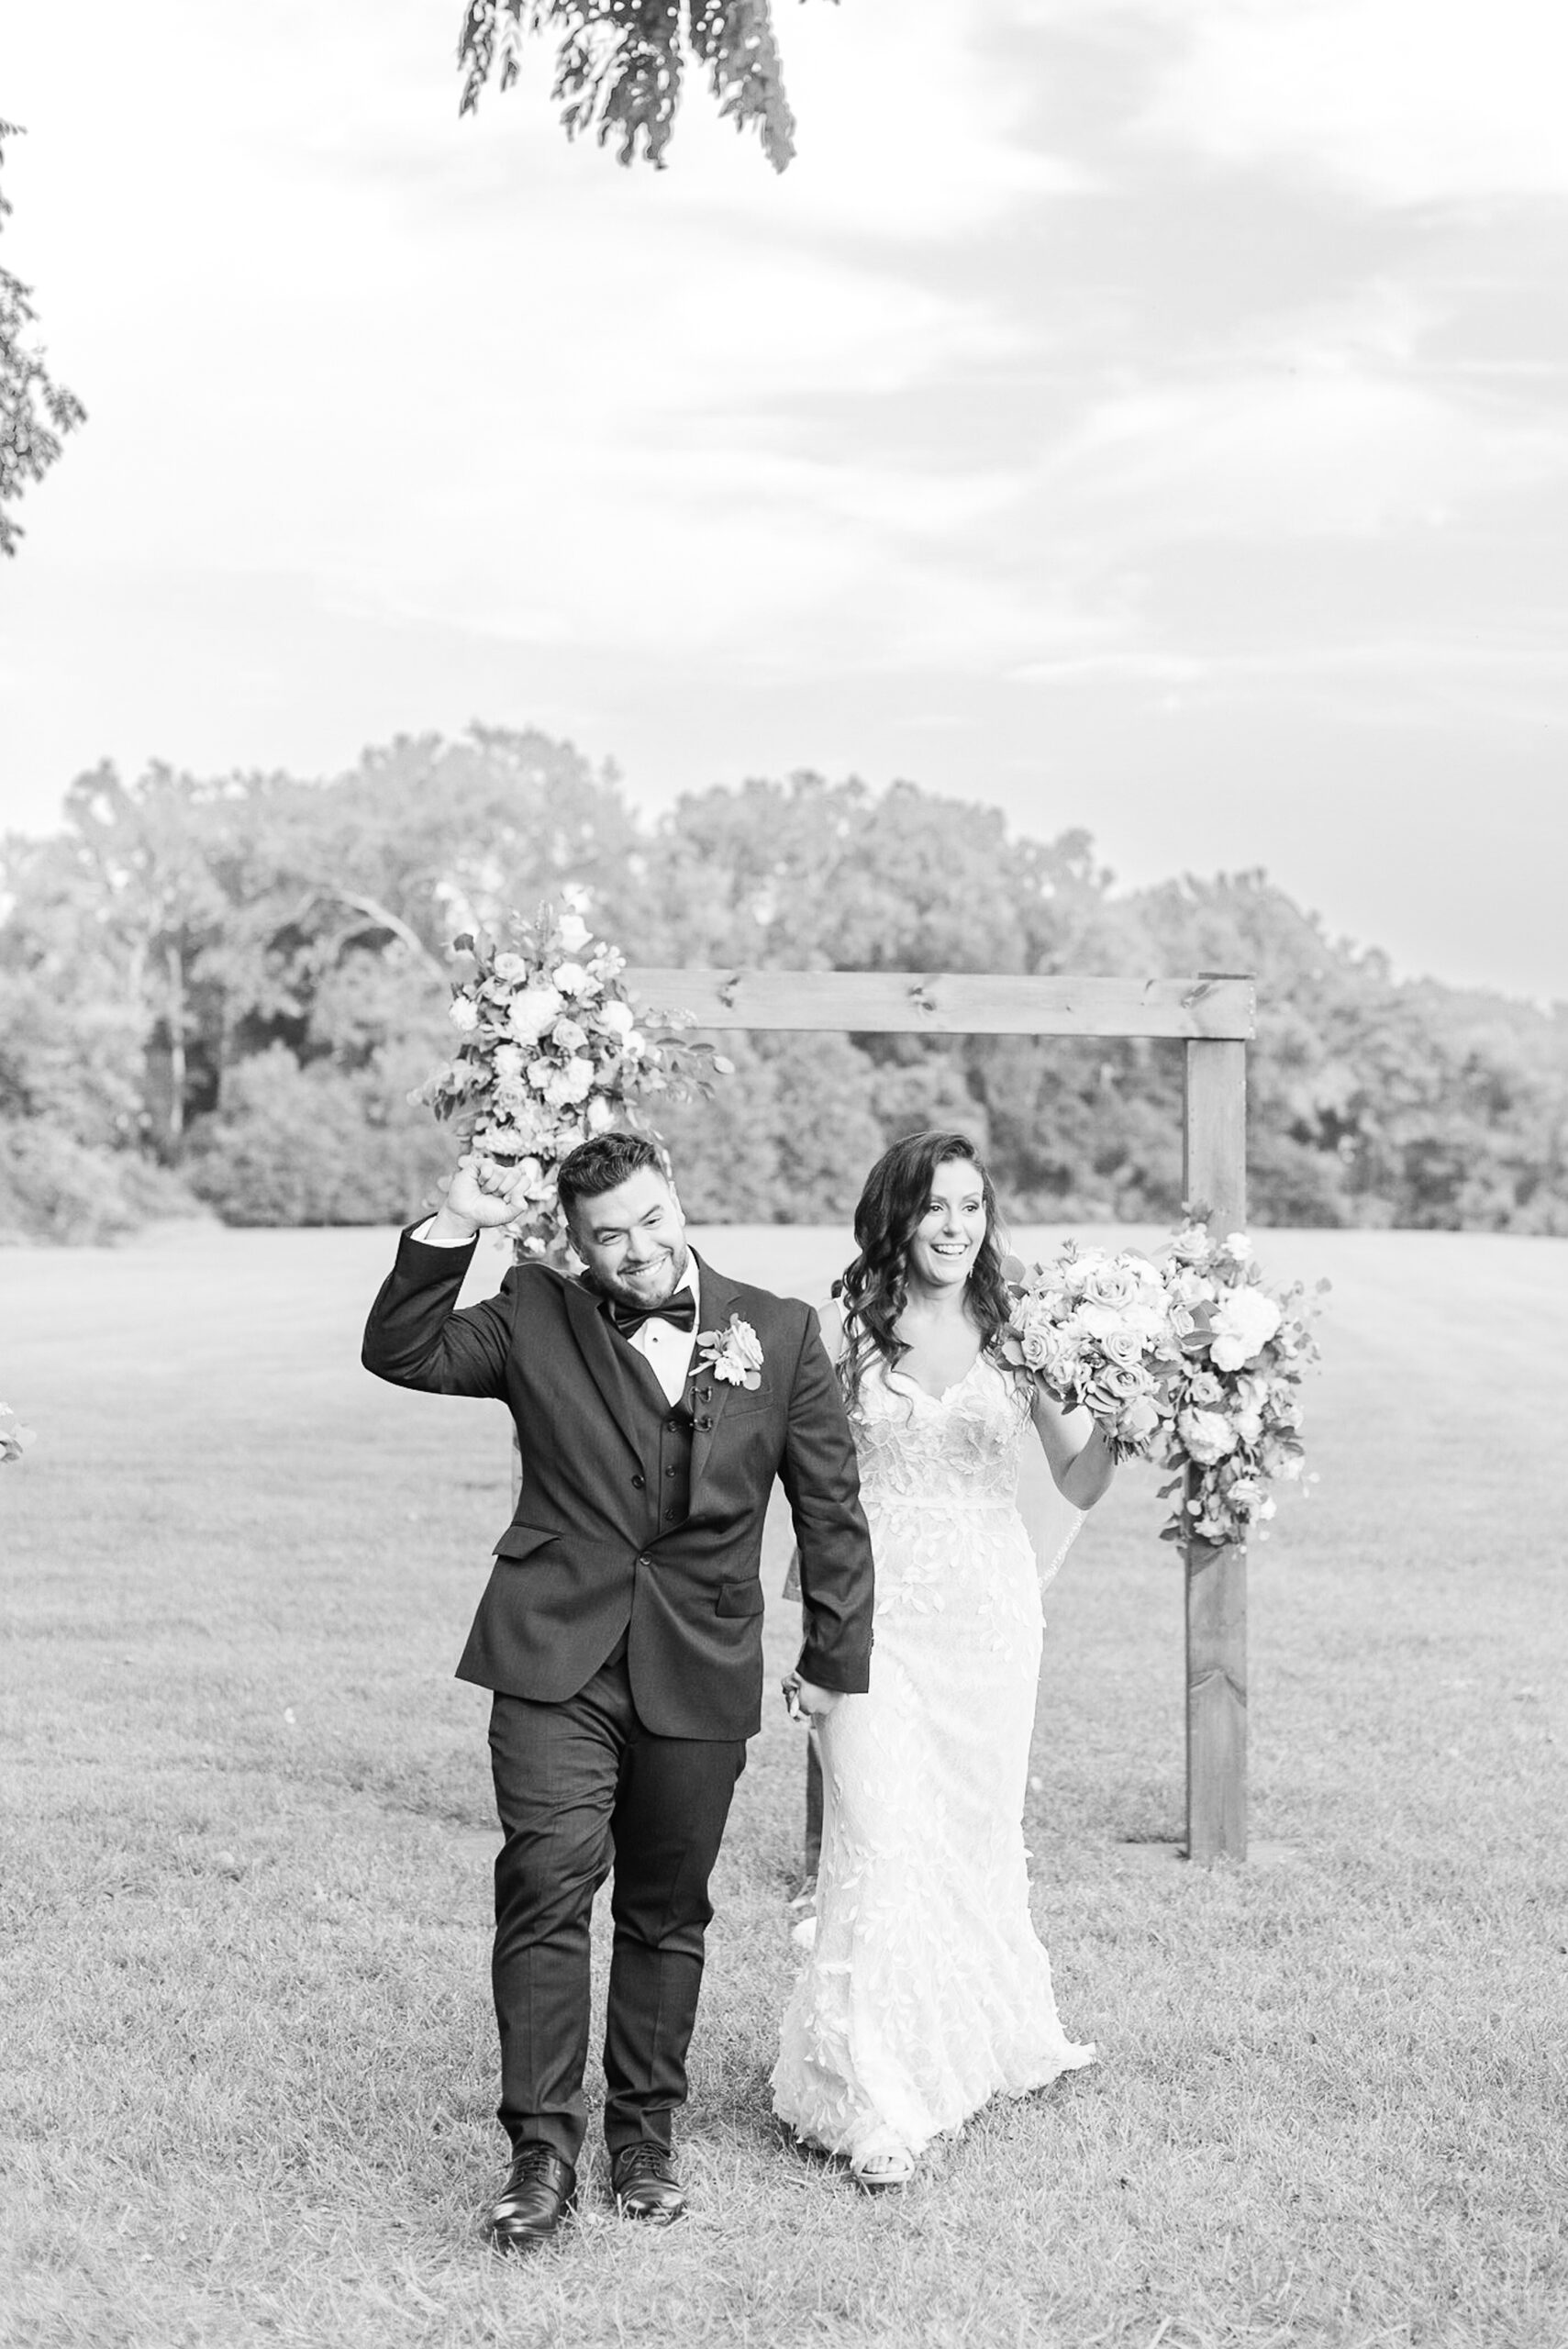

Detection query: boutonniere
xmin=695 ymin=1314 xmax=764 ymax=1391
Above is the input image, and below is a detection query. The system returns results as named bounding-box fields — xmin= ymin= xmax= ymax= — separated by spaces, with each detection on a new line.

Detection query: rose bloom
xmin=1177 ymin=1406 xmax=1238 ymax=1465
xmin=551 ymin=1017 xmax=588 ymax=1052
xmin=1187 ymin=1370 xmax=1224 ymax=1407
xmin=1099 ymin=1324 xmax=1144 ymax=1368
xmin=1118 ymin=1395 xmax=1162 ymax=1446
xmin=492 ymin=952 xmax=529 ymax=982
xmin=1210 ymin=1287 xmax=1282 ymax=1373
xmin=449 ymin=994 xmax=480 ymax=1032
xmin=1122 ymin=1300 xmax=1170 ymax=1348
xmin=556 ymin=913 xmax=592 ymax=954
xmin=1073 ymin=1300 xmax=1130 ymax=1345
xmin=712 ymin=1319 xmax=765 ymax=1382
xmin=1170 ymin=1271 xmax=1214 ymax=1316
xmin=1085 ymin=1361 xmax=1151 ymax=1415
xmin=595 ymin=997 xmax=636 ymax=1037
xmin=508 ymin=985 xmax=564 ymax=1041
xmin=1083 ymin=1262 xmax=1139 ymax=1311
xmin=548 ymin=1055 xmax=595 ymax=1105
xmin=551 ymin=961 xmax=590 ymax=996
xmin=1169 ymin=1224 xmax=1212 ymax=1264
xmin=1040 ymin=1332 xmax=1082 ymax=1390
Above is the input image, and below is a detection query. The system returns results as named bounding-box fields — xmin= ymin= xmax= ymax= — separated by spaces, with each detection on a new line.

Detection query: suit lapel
xmin=688 ymin=1254 xmax=742 ymax=1497
xmin=559 ymin=1274 xmax=645 ymax=1472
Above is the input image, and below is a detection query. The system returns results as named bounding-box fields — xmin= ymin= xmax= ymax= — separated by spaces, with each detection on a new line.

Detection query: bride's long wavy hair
xmin=837 ymin=1130 xmax=1011 ymax=1413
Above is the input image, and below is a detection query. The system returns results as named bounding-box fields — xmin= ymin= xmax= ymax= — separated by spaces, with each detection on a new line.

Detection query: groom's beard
xmin=595 ymin=1235 xmax=690 ymax=1310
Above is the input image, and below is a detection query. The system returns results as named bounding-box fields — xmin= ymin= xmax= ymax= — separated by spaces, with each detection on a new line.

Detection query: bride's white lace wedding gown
xmin=772 ymin=1351 xmax=1095 ymax=2165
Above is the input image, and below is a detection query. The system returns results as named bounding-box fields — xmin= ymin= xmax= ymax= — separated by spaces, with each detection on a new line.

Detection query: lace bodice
xmin=851 ymin=1352 xmax=1033 ymax=1510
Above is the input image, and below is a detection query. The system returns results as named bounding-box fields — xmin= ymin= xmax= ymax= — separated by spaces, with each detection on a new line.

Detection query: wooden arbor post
xmin=1183 ymin=1033 xmax=1249 ymax=1863
xmin=623 ymin=967 xmax=1256 ymax=1860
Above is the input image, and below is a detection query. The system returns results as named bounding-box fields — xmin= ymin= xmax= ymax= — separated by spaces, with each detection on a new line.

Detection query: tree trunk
xmin=165 ymin=941 xmax=186 ymax=1157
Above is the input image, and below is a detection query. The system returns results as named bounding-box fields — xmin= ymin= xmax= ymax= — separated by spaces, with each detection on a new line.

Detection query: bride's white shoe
xmin=850 ymin=2143 xmax=917 ymax=2192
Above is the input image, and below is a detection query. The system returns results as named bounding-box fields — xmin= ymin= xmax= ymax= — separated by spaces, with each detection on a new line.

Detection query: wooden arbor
xmin=623 ymin=968 xmax=1255 ymax=1863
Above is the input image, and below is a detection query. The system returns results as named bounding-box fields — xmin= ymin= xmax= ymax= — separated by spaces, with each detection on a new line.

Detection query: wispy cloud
xmin=1129 ymin=0 xmax=1568 ymax=204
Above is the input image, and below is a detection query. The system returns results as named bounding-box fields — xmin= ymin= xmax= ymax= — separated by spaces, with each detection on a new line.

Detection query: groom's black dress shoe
xmin=484 ymin=2145 xmax=578 ymax=2254
xmin=610 ymin=2143 xmax=687 ymax=2225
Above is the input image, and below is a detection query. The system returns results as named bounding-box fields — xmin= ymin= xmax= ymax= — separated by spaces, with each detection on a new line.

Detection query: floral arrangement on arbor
xmin=413 ymin=901 xmax=731 ymax=1259
xmin=999 ymin=1244 xmax=1176 ymax=1462
xmin=1155 ymin=1216 xmax=1326 ymax=1551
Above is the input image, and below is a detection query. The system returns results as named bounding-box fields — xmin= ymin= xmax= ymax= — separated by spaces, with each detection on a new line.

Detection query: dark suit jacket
xmin=361 ymin=1230 xmax=874 ymax=1740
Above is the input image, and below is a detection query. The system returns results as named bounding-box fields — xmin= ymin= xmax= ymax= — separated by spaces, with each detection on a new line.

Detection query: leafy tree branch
xmin=0 ymin=121 xmax=85 ymax=558
xmin=457 ymin=0 xmax=813 ymax=171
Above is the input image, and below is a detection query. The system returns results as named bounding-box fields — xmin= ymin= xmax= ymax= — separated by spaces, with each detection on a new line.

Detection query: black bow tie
xmin=603 ymin=1289 xmax=697 ymax=1341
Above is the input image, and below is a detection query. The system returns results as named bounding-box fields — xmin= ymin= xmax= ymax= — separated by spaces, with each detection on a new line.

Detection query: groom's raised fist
xmin=428 ymin=1152 xmax=533 ymax=1244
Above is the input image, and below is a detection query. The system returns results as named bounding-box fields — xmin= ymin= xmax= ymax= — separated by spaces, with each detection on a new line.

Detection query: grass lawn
xmin=2 ymin=1219 xmax=1565 ymax=2349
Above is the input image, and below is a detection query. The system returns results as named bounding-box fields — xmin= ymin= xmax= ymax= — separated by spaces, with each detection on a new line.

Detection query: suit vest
xmin=607 ymin=1337 xmax=700 ymax=1542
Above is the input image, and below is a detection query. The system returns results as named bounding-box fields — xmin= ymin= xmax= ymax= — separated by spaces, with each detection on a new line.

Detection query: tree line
xmin=2 ymin=724 xmax=1563 ymax=1243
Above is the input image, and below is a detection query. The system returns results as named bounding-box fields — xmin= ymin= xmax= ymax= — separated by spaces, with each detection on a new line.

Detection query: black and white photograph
xmin=3 ymin=4 xmax=1564 ymax=2343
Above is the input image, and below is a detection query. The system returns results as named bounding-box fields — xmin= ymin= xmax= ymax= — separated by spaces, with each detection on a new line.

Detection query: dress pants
xmin=487 ymin=1640 xmax=747 ymax=2164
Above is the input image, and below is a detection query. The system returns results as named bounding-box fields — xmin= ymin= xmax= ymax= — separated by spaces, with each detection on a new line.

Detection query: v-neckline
xmin=886 ymin=1352 xmax=987 ymax=1408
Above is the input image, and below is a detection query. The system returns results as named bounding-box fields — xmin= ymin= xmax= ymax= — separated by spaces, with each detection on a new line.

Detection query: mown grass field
xmin=2 ymin=1220 xmax=1566 ymax=2349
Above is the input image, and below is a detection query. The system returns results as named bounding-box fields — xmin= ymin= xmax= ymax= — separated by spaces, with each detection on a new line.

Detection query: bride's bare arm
xmin=1029 ymin=1386 xmax=1116 ymax=1508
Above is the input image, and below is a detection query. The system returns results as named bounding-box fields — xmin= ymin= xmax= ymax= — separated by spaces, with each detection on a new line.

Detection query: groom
xmin=362 ymin=1131 xmax=874 ymax=2252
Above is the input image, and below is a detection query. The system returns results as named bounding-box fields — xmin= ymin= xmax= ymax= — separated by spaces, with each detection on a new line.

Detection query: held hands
xmin=783 ymin=1674 xmax=842 ymax=1723
xmin=428 ymin=1152 xmax=533 ymax=1244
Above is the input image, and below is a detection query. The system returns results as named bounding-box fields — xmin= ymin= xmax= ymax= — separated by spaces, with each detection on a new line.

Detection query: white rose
xmin=551 ymin=1017 xmax=588 ymax=1052
xmin=449 ymin=994 xmax=480 ymax=1032
xmin=1210 ymin=1288 xmax=1282 ymax=1373
xmin=492 ymin=952 xmax=528 ymax=982
xmin=551 ymin=961 xmax=589 ymax=996
xmin=507 ymin=985 xmax=563 ymax=1041
xmin=546 ymin=1057 xmax=595 ymax=1108
xmin=556 ymin=913 xmax=591 ymax=953
xmin=1176 ymin=1407 xmax=1237 ymax=1465
xmin=595 ymin=997 xmax=635 ymax=1037
xmin=1223 ymin=1231 xmax=1253 ymax=1261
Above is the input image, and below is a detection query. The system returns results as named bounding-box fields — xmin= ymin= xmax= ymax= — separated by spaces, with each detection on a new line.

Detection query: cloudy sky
xmin=4 ymin=0 xmax=1565 ymax=998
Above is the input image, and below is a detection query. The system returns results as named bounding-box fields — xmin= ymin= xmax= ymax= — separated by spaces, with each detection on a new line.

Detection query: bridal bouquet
xmin=1157 ymin=1218 xmax=1325 ymax=1550
xmin=413 ymin=901 xmax=732 ymax=1257
xmin=999 ymin=1243 xmax=1178 ymax=1461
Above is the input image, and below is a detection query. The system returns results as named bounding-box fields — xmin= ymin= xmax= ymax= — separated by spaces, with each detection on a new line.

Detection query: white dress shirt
xmin=627 ymin=1261 xmax=700 ymax=1407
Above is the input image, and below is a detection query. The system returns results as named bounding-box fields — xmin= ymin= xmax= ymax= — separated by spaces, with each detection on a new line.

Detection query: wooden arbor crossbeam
xmin=623 ymin=966 xmax=1255 ymax=1865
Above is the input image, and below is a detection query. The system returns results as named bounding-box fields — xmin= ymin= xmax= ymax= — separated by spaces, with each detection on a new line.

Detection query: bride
xmin=771 ymin=1130 xmax=1115 ymax=2189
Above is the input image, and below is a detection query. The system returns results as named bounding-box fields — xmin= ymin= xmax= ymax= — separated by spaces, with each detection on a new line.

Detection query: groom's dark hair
xmin=557 ymin=1131 xmax=673 ymax=1229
